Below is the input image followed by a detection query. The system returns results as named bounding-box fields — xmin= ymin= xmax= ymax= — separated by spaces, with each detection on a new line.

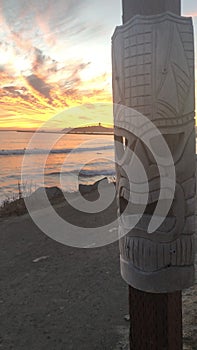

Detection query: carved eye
xmin=119 ymin=196 xmax=128 ymax=214
xmin=123 ymin=137 xmax=128 ymax=150
xmin=114 ymin=135 xmax=129 ymax=159
xmin=114 ymin=135 xmax=124 ymax=160
xmin=115 ymin=131 xmax=137 ymax=161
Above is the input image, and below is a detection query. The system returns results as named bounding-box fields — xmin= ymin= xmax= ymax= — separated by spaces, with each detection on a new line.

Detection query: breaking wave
xmin=0 ymin=145 xmax=114 ymax=156
xmin=46 ymin=169 xmax=116 ymax=178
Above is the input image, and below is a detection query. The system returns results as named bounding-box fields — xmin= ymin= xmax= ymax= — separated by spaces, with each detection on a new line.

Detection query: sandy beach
xmin=0 ymin=182 xmax=196 ymax=350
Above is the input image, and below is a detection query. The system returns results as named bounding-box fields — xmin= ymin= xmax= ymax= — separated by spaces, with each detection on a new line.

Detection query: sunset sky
xmin=0 ymin=0 xmax=197 ymax=130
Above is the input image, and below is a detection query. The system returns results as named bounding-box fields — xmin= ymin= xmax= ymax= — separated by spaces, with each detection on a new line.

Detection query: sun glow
xmin=13 ymin=56 xmax=31 ymax=74
xmin=0 ymin=0 xmax=196 ymax=130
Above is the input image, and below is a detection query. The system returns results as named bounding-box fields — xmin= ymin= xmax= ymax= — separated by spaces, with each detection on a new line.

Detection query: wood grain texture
xmin=129 ymin=286 xmax=183 ymax=349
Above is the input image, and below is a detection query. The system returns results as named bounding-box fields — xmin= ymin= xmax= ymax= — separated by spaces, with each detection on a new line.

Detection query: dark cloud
xmin=58 ymin=62 xmax=91 ymax=94
xmin=26 ymin=74 xmax=51 ymax=99
xmin=1 ymin=85 xmax=45 ymax=107
xmin=3 ymin=86 xmax=20 ymax=95
xmin=67 ymin=62 xmax=90 ymax=85
xmin=33 ymin=48 xmax=44 ymax=69
xmin=32 ymin=47 xmax=58 ymax=75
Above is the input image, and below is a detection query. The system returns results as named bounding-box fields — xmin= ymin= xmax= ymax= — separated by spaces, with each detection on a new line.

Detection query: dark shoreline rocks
xmin=0 ymin=178 xmax=114 ymax=218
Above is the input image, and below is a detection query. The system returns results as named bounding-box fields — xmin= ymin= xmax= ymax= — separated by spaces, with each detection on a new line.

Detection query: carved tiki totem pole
xmin=112 ymin=10 xmax=195 ymax=292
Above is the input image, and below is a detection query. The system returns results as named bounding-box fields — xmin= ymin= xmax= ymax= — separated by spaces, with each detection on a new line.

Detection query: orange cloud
xmin=0 ymin=57 xmax=112 ymax=129
xmin=0 ymin=0 xmax=113 ymax=129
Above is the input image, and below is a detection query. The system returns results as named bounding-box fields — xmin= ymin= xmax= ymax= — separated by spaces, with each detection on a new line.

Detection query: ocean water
xmin=0 ymin=131 xmax=115 ymax=204
xmin=1 ymin=131 xmax=196 ymax=205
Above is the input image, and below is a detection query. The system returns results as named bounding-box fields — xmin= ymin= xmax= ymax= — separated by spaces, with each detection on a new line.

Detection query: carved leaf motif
xmin=157 ymin=24 xmax=191 ymax=116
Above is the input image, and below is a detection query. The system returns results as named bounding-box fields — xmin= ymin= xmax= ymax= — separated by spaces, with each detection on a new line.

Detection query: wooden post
xmin=129 ymin=287 xmax=182 ymax=350
xmin=115 ymin=1 xmax=191 ymax=349
xmin=112 ymin=0 xmax=195 ymax=346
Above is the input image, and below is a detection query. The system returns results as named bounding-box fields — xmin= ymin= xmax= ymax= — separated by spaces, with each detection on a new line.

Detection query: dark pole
xmin=129 ymin=288 xmax=182 ymax=350
xmin=122 ymin=0 xmax=181 ymax=23
xmin=121 ymin=1 xmax=183 ymax=349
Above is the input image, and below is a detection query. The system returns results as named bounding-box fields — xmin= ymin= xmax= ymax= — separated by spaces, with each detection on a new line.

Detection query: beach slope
xmin=0 ymin=185 xmax=196 ymax=349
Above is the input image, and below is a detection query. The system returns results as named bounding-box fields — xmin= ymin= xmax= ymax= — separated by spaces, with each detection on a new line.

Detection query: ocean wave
xmin=46 ymin=169 xmax=116 ymax=178
xmin=0 ymin=145 xmax=114 ymax=156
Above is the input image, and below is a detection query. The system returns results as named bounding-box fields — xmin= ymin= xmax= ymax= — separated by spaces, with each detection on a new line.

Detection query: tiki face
xmin=112 ymin=13 xmax=196 ymax=292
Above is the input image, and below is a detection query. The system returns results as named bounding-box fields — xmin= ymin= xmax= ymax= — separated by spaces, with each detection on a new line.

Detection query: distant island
xmin=14 ymin=124 xmax=114 ymax=135
xmin=64 ymin=124 xmax=114 ymax=135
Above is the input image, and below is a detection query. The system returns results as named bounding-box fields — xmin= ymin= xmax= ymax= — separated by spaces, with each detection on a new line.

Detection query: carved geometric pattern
xmin=112 ymin=13 xmax=196 ymax=293
xmin=119 ymin=235 xmax=195 ymax=272
xmin=112 ymin=12 xmax=195 ymax=126
xmin=124 ymin=28 xmax=152 ymax=117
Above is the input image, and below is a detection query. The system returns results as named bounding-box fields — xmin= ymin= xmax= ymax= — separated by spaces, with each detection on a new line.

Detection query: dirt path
xmin=0 ymin=197 xmax=196 ymax=349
